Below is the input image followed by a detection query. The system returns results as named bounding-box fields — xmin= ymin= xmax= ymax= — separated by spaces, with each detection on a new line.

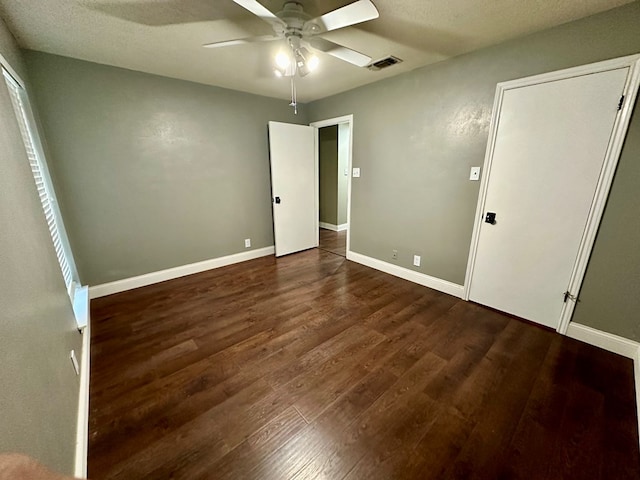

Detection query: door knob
xmin=485 ymin=212 xmax=496 ymax=224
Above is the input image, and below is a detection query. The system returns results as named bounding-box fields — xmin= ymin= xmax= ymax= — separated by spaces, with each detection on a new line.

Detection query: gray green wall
xmin=0 ymin=18 xmax=81 ymax=475
xmin=24 ymin=51 xmax=307 ymax=286
xmin=308 ymin=2 xmax=640 ymax=341
xmin=319 ymin=125 xmax=339 ymax=225
xmin=319 ymin=124 xmax=349 ymax=227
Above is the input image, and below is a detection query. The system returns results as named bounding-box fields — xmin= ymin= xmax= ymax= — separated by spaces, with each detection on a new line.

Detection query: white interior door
xmin=469 ymin=67 xmax=629 ymax=329
xmin=268 ymin=121 xmax=317 ymax=257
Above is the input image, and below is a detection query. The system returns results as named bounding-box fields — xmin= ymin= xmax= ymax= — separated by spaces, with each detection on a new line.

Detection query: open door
xmin=268 ymin=121 xmax=317 ymax=257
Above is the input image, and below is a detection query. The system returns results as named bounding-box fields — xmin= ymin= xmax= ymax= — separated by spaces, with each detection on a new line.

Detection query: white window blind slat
xmin=3 ymin=68 xmax=78 ymax=296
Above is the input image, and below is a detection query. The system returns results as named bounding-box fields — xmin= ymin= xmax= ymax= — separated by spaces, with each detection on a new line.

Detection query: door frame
xmin=463 ymin=54 xmax=640 ymax=334
xmin=310 ymin=114 xmax=354 ymax=254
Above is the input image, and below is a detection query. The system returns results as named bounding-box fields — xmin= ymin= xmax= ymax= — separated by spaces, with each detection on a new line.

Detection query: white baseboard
xmin=635 ymin=346 xmax=640 ymax=451
xmin=74 ymin=321 xmax=91 ymax=478
xmin=346 ymin=250 xmax=464 ymax=298
xmin=89 ymin=246 xmax=275 ymax=299
xmin=636 ymin=347 xmax=640 ymax=450
xmin=319 ymin=222 xmax=348 ymax=232
xmin=565 ymin=322 xmax=640 ymax=359
xmin=566 ymin=322 xmax=640 ymax=450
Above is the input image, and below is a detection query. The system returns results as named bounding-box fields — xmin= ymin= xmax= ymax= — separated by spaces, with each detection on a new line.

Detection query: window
xmin=2 ymin=67 xmax=84 ymax=322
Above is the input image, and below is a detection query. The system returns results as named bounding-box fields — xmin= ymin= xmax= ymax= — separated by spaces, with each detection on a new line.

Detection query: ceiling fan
xmin=203 ymin=0 xmax=380 ymax=76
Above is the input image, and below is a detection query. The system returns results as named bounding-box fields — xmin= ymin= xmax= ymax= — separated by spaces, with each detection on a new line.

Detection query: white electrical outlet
xmin=413 ymin=255 xmax=421 ymax=267
xmin=244 ymin=238 xmax=251 ymax=248
xmin=470 ymin=167 xmax=481 ymax=181
xmin=352 ymin=167 xmax=361 ymax=178
xmin=392 ymin=249 xmax=398 ymax=260
xmin=70 ymin=350 xmax=79 ymax=375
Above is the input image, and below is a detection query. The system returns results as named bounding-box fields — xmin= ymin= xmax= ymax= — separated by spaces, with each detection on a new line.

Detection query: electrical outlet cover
xmin=413 ymin=255 xmax=421 ymax=267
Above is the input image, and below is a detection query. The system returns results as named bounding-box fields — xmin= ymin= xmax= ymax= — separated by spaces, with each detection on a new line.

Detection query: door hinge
xmin=563 ymin=291 xmax=579 ymax=303
xmin=618 ymin=95 xmax=625 ymax=111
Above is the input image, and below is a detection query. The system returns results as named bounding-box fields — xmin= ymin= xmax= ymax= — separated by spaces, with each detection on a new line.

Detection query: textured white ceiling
xmin=0 ymin=0 xmax=633 ymax=102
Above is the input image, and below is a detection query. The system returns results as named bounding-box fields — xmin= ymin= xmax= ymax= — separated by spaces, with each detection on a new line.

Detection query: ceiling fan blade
xmin=308 ymin=38 xmax=371 ymax=67
xmin=304 ymin=0 xmax=379 ymax=34
xmin=203 ymin=35 xmax=278 ymax=48
xmin=233 ymin=0 xmax=285 ymax=28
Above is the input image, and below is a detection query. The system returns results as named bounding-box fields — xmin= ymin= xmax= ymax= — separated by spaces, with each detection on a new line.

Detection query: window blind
xmin=3 ymin=68 xmax=77 ymax=294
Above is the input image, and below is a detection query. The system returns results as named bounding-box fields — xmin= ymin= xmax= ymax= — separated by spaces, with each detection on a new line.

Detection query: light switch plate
xmin=352 ymin=167 xmax=361 ymax=178
xmin=470 ymin=167 xmax=481 ymax=181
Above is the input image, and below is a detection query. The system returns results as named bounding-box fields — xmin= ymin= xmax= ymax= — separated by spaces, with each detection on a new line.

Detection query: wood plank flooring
xmin=319 ymin=228 xmax=346 ymax=257
xmin=88 ymin=248 xmax=640 ymax=479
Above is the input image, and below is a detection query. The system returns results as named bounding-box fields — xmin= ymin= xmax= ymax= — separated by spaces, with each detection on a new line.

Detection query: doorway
xmin=311 ymin=116 xmax=353 ymax=258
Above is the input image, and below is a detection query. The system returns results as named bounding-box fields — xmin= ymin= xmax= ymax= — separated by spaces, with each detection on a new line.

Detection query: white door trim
xmin=463 ymin=54 xmax=640 ymax=335
xmin=310 ymin=114 xmax=354 ymax=254
xmin=74 ymin=322 xmax=91 ymax=478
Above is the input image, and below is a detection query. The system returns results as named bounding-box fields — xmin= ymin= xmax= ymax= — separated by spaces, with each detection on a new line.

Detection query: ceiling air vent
xmin=368 ymin=56 xmax=403 ymax=71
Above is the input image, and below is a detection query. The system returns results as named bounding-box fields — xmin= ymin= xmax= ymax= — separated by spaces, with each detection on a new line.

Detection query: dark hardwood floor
xmin=319 ymin=228 xmax=346 ymax=257
xmin=88 ymin=248 xmax=640 ymax=479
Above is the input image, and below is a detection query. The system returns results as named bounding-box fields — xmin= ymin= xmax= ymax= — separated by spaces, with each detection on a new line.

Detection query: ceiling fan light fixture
xmin=292 ymin=46 xmax=318 ymax=77
xmin=307 ymin=55 xmax=319 ymax=72
xmin=207 ymin=0 xmax=379 ymax=72
xmin=274 ymin=44 xmax=318 ymax=77
xmin=213 ymin=0 xmax=380 ymax=113
xmin=274 ymin=64 xmax=295 ymax=77
xmin=293 ymin=48 xmax=308 ymax=76
xmin=275 ymin=51 xmax=291 ymax=69
xmin=297 ymin=63 xmax=310 ymax=77
xmin=274 ymin=49 xmax=296 ymax=77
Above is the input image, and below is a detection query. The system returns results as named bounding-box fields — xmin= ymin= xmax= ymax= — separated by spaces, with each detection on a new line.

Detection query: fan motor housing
xmin=278 ymin=2 xmax=311 ymax=32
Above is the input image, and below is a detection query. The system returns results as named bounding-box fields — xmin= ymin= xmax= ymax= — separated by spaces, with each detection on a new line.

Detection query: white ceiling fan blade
xmin=233 ymin=0 xmax=285 ymax=28
xmin=304 ymin=0 xmax=379 ymax=34
xmin=203 ymin=35 xmax=278 ymax=48
xmin=308 ymin=38 xmax=371 ymax=67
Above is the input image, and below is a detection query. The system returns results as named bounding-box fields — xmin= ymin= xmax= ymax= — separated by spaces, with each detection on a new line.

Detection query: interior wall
xmin=24 ymin=51 xmax=308 ymax=286
xmin=319 ymin=125 xmax=339 ymax=226
xmin=307 ymin=2 xmax=640 ymax=341
xmin=337 ymin=123 xmax=349 ymax=226
xmin=0 ymin=19 xmax=81 ymax=474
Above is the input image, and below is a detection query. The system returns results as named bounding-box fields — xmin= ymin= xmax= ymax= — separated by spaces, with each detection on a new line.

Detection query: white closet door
xmin=469 ymin=67 xmax=629 ymax=328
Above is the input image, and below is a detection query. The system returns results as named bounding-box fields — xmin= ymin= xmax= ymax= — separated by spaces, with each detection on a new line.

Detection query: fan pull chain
xmin=289 ymin=76 xmax=298 ymax=115
xmin=289 ymin=77 xmax=298 ymax=115
xmin=293 ymin=79 xmax=297 ymax=115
